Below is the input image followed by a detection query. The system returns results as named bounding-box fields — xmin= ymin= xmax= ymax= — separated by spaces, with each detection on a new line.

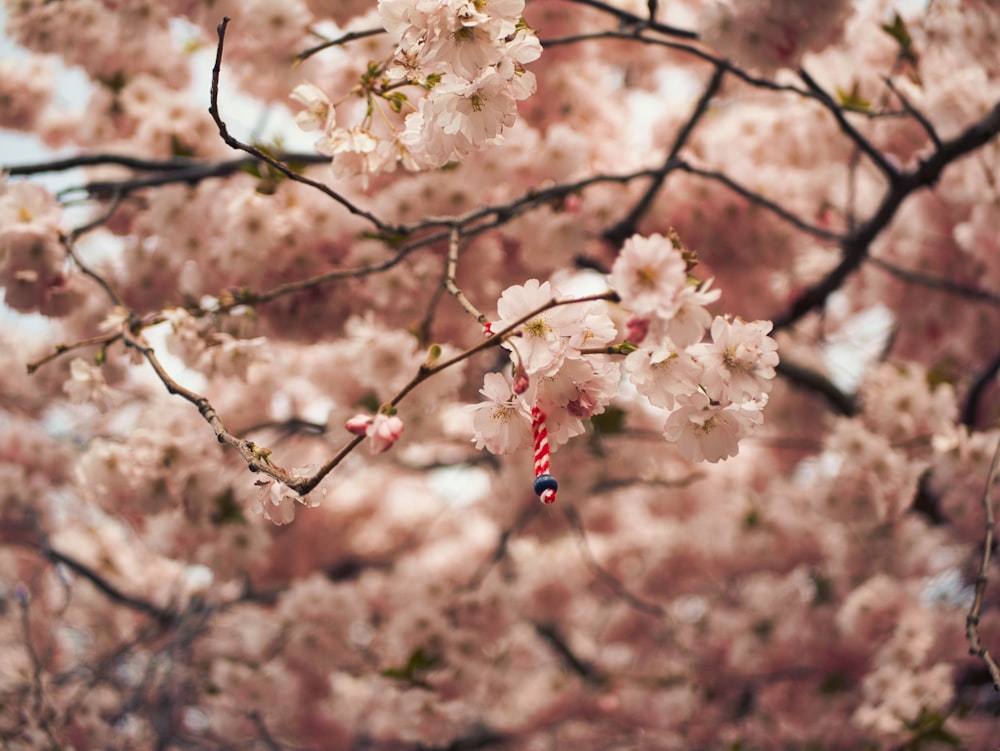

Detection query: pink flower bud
xmin=345 ymin=414 xmax=373 ymax=435
xmin=366 ymin=413 xmax=404 ymax=454
xmin=512 ymin=370 xmax=530 ymax=395
xmin=625 ymin=316 xmax=650 ymax=344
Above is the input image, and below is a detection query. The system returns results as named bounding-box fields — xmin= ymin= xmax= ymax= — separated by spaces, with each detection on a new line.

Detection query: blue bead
xmin=533 ymin=474 xmax=558 ymax=496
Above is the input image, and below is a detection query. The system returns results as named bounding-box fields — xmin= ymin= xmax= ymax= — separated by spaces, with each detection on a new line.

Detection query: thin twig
xmin=26 ymin=331 xmax=122 ymax=374
xmin=965 ymin=434 xmax=1000 ymax=691
xmin=565 ymin=0 xmax=699 ymax=39
xmin=59 ymin=194 xmax=127 ymax=308
xmin=209 ymin=17 xmax=394 ymax=234
xmin=444 ymin=226 xmax=487 ymax=324
xmin=884 ymin=77 xmax=942 ymax=150
xmin=466 ymin=504 xmax=541 ymax=590
xmin=43 ymin=546 xmax=175 ymax=623
xmin=604 ymin=63 xmax=727 ymax=245
xmin=295 ymin=26 xmax=385 ymax=64
xmin=533 ymin=621 xmax=606 ymax=685
xmin=799 ymin=68 xmax=900 ymax=182
xmin=868 ymin=256 xmax=1000 ymax=307
xmin=563 ymin=506 xmax=668 ymax=619
xmin=677 ymin=162 xmax=844 ymax=243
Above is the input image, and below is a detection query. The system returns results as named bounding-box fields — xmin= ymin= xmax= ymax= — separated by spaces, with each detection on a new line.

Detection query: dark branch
xmin=965 ymin=436 xmax=1000 ymax=691
xmin=565 ymin=0 xmax=698 ymax=39
xmin=799 ymin=68 xmax=900 ymax=181
xmin=43 ymin=546 xmax=175 ymax=624
xmin=773 ymin=99 xmax=1000 ymax=331
xmin=677 ymin=162 xmax=844 ymax=242
xmin=962 ymin=350 xmax=1000 ymax=428
xmin=209 ymin=17 xmax=395 ymax=234
xmin=296 ymin=26 xmax=385 ymax=64
xmin=5 ymin=153 xmax=203 ymax=176
xmin=604 ymin=64 xmax=726 ymax=245
xmin=884 ymin=77 xmax=942 ymax=150
xmin=868 ymin=256 xmax=1000 ymax=307
xmin=775 ymin=358 xmax=857 ymax=416
xmin=534 ymin=621 xmax=606 ymax=686
xmin=57 ymin=154 xmax=330 ymax=201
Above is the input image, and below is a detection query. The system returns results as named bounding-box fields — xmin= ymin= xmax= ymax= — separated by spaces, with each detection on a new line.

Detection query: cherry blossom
xmin=4 ymin=1 xmax=1000 ymax=748
xmin=62 ymin=358 xmax=113 ymax=409
xmin=467 ymin=371 xmax=532 ymax=454
xmin=610 ymin=233 xmax=688 ymax=320
xmin=663 ymin=392 xmax=763 ymax=463
xmin=494 ymin=278 xmax=587 ymax=376
xmin=692 ymin=315 xmax=780 ymax=402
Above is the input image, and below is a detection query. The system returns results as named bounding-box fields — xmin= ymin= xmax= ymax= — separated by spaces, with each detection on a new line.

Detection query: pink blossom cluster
xmin=0 ymin=180 xmax=84 ymax=315
xmin=699 ymin=0 xmax=855 ymax=72
xmin=469 ymin=277 xmax=620 ymax=453
xmin=4 ymin=0 xmax=1000 ymax=748
xmin=470 ymin=234 xmax=777 ymax=464
xmin=291 ymin=0 xmax=540 ymax=178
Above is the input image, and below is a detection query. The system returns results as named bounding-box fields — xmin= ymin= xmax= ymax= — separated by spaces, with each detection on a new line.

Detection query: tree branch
xmin=209 ymin=17 xmax=395 ymax=234
xmin=42 ymin=546 xmax=175 ymax=624
xmin=965 ymin=435 xmax=1000 ymax=691
xmin=775 ymin=358 xmax=857 ymax=416
xmin=773 ymin=99 xmax=1000 ymax=331
xmin=604 ymin=63 xmax=727 ymax=245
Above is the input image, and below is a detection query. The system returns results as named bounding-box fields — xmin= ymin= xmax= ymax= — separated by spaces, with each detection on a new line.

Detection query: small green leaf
xmin=170 ymin=134 xmax=196 ymax=158
xmin=211 ymin=487 xmax=246 ymax=526
xmin=384 ymin=91 xmax=408 ymax=113
xmin=591 ymin=406 xmax=626 ymax=436
xmin=903 ymin=709 xmax=961 ymax=748
xmin=881 ymin=12 xmax=913 ymax=55
xmin=424 ymin=343 xmax=442 ymax=368
xmin=609 ymin=341 xmax=638 ymax=355
xmin=356 ymin=391 xmax=381 ymax=414
xmin=836 ymin=82 xmax=871 ymax=111
xmin=359 ymin=229 xmax=410 ymax=248
xmin=381 ymin=648 xmax=441 ymax=684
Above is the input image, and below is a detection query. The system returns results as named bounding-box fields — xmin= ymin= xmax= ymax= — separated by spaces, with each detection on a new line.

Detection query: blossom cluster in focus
xmin=470 ymin=233 xmax=779 ymax=464
xmin=290 ymin=0 xmax=540 ymax=179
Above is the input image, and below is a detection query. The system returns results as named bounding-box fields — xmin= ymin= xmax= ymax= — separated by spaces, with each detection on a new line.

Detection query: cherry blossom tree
xmin=2 ymin=0 xmax=1000 ymax=748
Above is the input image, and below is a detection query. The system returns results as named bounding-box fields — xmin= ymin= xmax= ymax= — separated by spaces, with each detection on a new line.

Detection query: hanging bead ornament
xmin=531 ymin=403 xmax=558 ymax=504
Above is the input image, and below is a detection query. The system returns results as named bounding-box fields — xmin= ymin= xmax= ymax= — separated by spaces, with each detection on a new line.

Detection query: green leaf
xmin=384 ymin=91 xmax=408 ymax=114
xmin=591 ymin=406 xmax=626 ymax=436
xmin=903 ymin=709 xmax=961 ymax=749
xmin=381 ymin=648 xmax=441 ymax=684
xmin=609 ymin=341 xmax=638 ymax=355
xmin=211 ymin=487 xmax=246 ymax=526
xmin=836 ymin=82 xmax=871 ymax=111
xmin=355 ymin=391 xmax=381 ymax=414
xmin=881 ymin=12 xmax=913 ymax=55
xmin=359 ymin=229 xmax=410 ymax=248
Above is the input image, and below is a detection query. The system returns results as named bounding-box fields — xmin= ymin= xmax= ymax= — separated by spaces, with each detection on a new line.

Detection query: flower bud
xmin=345 ymin=414 xmax=373 ymax=435
xmin=366 ymin=413 xmax=404 ymax=454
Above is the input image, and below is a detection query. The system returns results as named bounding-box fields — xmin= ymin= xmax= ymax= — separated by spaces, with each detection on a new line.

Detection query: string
xmin=531 ymin=403 xmax=558 ymax=504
